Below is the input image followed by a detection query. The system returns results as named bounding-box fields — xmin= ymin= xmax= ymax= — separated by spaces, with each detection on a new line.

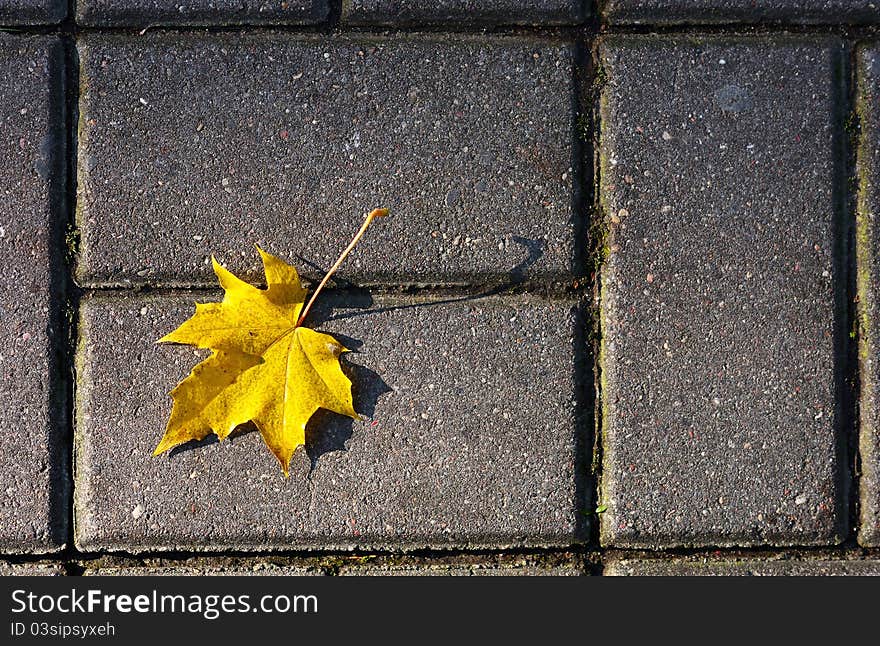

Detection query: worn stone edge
xmin=604 ymin=554 xmax=880 ymax=575
xmin=600 ymin=2 xmax=880 ymax=26
xmin=340 ymin=0 xmax=585 ymax=27
xmin=0 ymin=561 xmax=66 ymax=576
xmin=80 ymin=555 xmax=325 ymax=575
xmin=77 ymin=553 xmax=584 ymax=575
xmin=857 ymin=44 xmax=880 ymax=547
xmin=74 ymin=536 xmax=581 ymax=556
xmin=74 ymin=1 xmax=328 ymax=27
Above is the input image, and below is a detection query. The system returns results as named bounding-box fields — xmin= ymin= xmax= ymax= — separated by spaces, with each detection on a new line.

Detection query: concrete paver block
xmin=76 ymin=34 xmax=578 ymax=288
xmin=76 ymin=1 xmax=327 ymax=26
xmin=342 ymin=1 xmax=584 ymax=25
xmin=603 ymin=1 xmax=880 ymax=25
xmin=75 ymin=292 xmax=585 ymax=552
xmin=0 ymin=1 xmax=65 ymax=25
xmin=599 ymin=36 xmax=847 ymax=547
xmin=0 ymin=35 xmax=68 ymax=554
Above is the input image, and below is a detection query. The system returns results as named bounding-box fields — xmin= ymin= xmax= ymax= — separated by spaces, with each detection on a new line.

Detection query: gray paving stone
xmin=85 ymin=566 xmax=318 ymax=575
xmin=86 ymin=555 xmax=580 ymax=575
xmin=857 ymin=45 xmax=880 ymax=547
xmin=0 ymin=35 xmax=67 ymax=554
xmin=76 ymin=34 xmax=577 ymax=288
xmin=75 ymin=292 xmax=584 ymax=552
xmin=339 ymin=554 xmax=583 ymax=575
xmin=341 ymin=1 xmax=585 ymax=25
xmin=603 ymin=0 xmax=880 ymax=24
xmin=76 ymin=1 xmax=327 ymax=26
xmin=0 ymin=1 xmax=65 ymax=25
xmin=83 ymin=557 xmax=322 ymax=575
xmin=606 ymin=557 xmax=880 ymax=576
xmin=599 ymin=36 xmax=847 ymax=548
xmin=0 ymin=561 xmax=64 ymax=575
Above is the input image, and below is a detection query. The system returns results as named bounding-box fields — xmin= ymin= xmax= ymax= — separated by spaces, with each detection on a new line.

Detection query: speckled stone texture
xmin=83 ymin=555 xmax=582 ymax=575
xmin=76 ymin=34 xmax=577 ymax=288
xmin=0 ymin=1 xmax=65 ymax=25
xmin=0 ymin=561 xmax=64 ymax=575
xmin=0 ymin=35 xmax=67 ymax=553
xmin=75 ymin=293 xmax=584 ymax=552
xmin=599 ymin=36 xmax=847 ymax=548
xmin=857 ymin=45 xmax=880 ymax=547
xmin=83 ymin=558 xmax=323 ymax=575
xmin=603 ymin=0 xmax=880 ymax=24
xmin=342 ymin=1 xmax=585 ymax=25
xmin=339 ymin=554 xmax=584 ymax=575
xmin=76 ymin=1 xmax=327 ymax=26
xmin=606 ymin=557 xmax=880 ymax=575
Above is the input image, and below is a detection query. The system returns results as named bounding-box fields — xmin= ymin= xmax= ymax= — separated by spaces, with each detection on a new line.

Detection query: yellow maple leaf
xmin=154 ymin=208 xmax=388 ymax=475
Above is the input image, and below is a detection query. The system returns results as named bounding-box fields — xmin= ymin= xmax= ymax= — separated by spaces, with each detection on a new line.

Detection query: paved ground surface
xmin=606 ymin=555 xmax=880 ymax=575
xmin=0 ymin=1 xmax=65 ymax=25
xmin=76 ymin=34 xmax=577 ymax=287
xmin=75 ymin=294 xmax=582 ymax=552
xmin=76 ymin=1 xmax=328 ymax=26
xmin=599 ymin=36 xmax=846 ymax=548
xmin=0 ymin=562 xmax=64 ymax=575
xmin=0 ymin=34 xmax=67 ymax=553
xmin=1 ymin=4 xmax=880 ymax=575
xmin=602 ymin=1 xmax=880 ymax=24
xmin=341 ymin=1 xmax=586 ymax=25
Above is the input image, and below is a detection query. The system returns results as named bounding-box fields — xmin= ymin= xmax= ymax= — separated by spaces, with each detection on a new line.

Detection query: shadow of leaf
xmin=304 ymin=360 xmax=392 ymax=471
xmin=508 ymin=235 xmax=545 ymax=284
xmin=168 ymin=362 xmax=392 ymax=474
xmin=167 ymin=422 xmax=259 ymax=457
xmin=318 ymin=236 xmax=548 ymax=325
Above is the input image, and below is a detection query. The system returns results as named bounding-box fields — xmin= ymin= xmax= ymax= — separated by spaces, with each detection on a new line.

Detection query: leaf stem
xmin=295 ymin=207 xmax=388 ymax=328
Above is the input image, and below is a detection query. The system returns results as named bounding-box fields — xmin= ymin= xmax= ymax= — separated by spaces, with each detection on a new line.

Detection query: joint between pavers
xmin=69 ymin=544 xmax=588 ymax=561
xmin=591 ymin=33 xmax=612 ymax=548
xmin=567 ymin=37 xmax=596 ymax=547
xmin=72 ymin=536 xmax=583 ymax=556
xmin=17 ymin=544 xmax=880 ymax=573
xmin=825 ymin=39 xmax=859 ymax=546
xmin=76 ymin=282 xmax=591 ymax=306
xmin=70 ymin=28 xmax=585 ymax=53
xmin=46 ymin=33 xmax=73 ymax=554
xmin=4 ymin=24 xmax=880 ymax=47
xmin=51 ymin=31 xmax=82 ymax=559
